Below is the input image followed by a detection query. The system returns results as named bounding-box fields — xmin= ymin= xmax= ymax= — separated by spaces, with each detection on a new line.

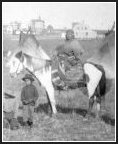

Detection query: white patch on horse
xmin=23 ymin=54 xmax=34 ymax=71
xmin=84 ymin=63 xmax=102 ymax=98
xmin=34 ymin=66 xmax=57 ymax=114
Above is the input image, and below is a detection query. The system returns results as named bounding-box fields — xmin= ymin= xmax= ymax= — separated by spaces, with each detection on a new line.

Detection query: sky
xmin=2 ymin=2 xmax=116 ymax=30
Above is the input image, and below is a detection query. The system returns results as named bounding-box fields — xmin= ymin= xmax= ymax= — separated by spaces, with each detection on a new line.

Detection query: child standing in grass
xmin=21 ymin=74 xmax=39 ymax=128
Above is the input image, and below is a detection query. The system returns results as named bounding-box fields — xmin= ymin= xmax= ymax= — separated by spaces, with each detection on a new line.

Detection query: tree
xmin=111 ymin=21 xmax=115 ymax=31
xmin=105 ymin=21 xmax=115 ymax=36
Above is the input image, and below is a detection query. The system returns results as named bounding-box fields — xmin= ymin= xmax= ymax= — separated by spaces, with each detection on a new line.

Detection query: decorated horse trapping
xmin=51 ymin=52 xmax=86 ymax=90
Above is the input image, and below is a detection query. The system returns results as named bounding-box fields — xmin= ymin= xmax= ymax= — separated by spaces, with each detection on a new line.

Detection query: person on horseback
xmin=52 ymin=29 xmax=85 ymax=89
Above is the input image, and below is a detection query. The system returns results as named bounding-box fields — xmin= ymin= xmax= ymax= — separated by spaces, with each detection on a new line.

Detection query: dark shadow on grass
xmin=4 ymin=92 xmax=15 ymax=99
xmin=35 ymin=102 xmax=115 ymax=126
xmin=34 ymin=103 xmax=51 ymax=114
xmin=101 ymin=114 xmax=115 ymax=126
xmin=35 ymin=102 xmax=87 ymax=116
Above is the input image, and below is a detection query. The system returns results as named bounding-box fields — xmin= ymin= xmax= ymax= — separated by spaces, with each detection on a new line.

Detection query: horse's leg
xmin=88 ymin=95 xmax=94 ymax=116
xmin=44 ymin=82 xmax=57 ymax=114
xmin=96 ymin=96 xmax=101 ymax=118
xmin=85 ymin=81 xmax=101 ymax=118
xmin=44 ymin=67 xmax=57 ymax=114
xmin=100 ymin=95 xmax=106 ymax=112
xmin=84 ymin=95 xmax=95 ymax=119
xmin=94 ymin=83 xmax=103 ymax=119
xmin=99 ymin=74 xmax=106 ymax=113
xmin=96 ymin=66 xmax=106 ymax=117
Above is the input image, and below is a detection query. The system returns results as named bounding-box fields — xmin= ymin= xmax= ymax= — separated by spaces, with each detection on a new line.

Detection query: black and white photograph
xmin=2 ymin=2 xmax=116 ymax=142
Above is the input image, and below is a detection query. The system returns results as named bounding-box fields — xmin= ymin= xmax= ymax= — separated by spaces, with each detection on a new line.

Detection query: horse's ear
xmin=15 ymin=51 xmax=24 ymax=62
xmin=15 ymin=51 xmax=22 ymax=59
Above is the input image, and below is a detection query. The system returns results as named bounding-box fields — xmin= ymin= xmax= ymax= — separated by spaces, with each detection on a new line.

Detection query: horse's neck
xmin=38 ymin=46 xmax=51 ymax=60
xmin=23 ymin=55 xmax=48 ymax=73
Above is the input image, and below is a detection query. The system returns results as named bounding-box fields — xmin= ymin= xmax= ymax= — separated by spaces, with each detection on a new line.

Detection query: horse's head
xmin=6 ymin=51 xmax=24 ymax=78
xmin=6 ymin=33 xmax=40 ymax=78
xmin=7 ymin=33 xmax=51 ymax=78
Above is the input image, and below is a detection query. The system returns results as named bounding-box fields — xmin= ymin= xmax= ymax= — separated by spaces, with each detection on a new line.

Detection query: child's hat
xmin=22 ymin=74 xmax=34 ymax=81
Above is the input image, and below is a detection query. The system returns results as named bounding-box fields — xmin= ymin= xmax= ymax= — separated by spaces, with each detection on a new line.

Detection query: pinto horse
xmin=6 ymin=34 xmax=57 ymax=115
xmin=6 ymin=30 xmax=115 ymax=118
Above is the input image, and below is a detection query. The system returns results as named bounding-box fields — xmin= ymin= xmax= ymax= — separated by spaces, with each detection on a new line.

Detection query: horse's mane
xmin=19 ymin=33 xmax=39 ymax=48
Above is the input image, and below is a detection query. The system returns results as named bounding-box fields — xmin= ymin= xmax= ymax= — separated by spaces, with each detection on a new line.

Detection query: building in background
xmin=51 ymin=29 xmax=66 ymax=38
xmin=72 ymin=21 xmax=98 ymax=39
xmin=10 ymin=21 xmax=21 ymax=35
xmin=3 ymin=21 xmax=21 ymax=35
xmin=30 ymin=16 xmax=45 ymax=34
xmin=3 ymin=25 xmax=13 ymax=34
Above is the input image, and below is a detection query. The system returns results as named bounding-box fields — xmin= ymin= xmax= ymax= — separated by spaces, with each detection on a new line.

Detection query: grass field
xmin=3 ymin=34 xmax=115 ymax=141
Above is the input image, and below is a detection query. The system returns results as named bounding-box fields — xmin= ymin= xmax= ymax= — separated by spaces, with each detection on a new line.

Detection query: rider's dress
xmin=54 ymin=39 xmax=84 ymax=84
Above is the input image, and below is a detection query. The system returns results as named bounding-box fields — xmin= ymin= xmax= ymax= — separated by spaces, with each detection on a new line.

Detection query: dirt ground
xmin=3 ymin=34 xmax=115 ymax=141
